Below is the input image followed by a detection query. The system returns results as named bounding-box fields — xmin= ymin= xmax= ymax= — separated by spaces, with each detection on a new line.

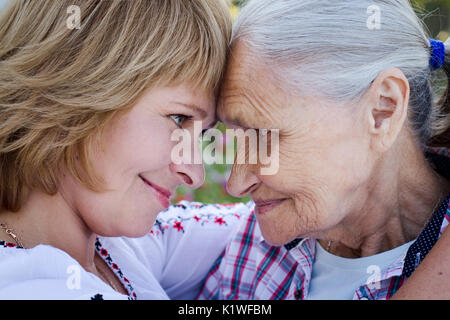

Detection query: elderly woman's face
xmin=219 ymin=44 xmax=373 ymax=245
xmin=60 ymin=83 xmax=215 ymax=237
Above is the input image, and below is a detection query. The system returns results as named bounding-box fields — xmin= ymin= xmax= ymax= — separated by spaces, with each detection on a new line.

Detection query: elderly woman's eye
xmin=169 ymin=114 xmax=192 ymax=128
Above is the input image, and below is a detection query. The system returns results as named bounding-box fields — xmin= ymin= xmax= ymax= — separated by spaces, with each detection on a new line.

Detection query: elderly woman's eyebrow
xmin=219 ymin=100 xmax=269 ymax=129
xmin=217 ymin=98 xmax=249 ymax=128
xmin=206 ymin=119 xmax=219 ymax=130
xmin=219 ymin=114 xmax=255 ymax=130
xmin=227 ymin=116 xmax=249 ymax=128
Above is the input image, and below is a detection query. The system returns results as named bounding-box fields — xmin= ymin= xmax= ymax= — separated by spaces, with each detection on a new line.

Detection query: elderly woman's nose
xmin=226 ymin=163 xmax=260 ymax=198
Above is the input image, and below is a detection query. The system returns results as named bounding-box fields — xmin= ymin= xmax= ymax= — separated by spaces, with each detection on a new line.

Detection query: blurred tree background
xmin=172 ymin=0 xmax=450 ymax=205
xmin=412 ymin=0 xmax=450 ymax=39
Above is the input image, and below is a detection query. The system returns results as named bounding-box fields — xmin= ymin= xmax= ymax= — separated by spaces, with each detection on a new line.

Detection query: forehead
xmin=218 ymin=43 xmax=289 ymax=128
xmin=169 ymin=82 xmax=215 ymax=110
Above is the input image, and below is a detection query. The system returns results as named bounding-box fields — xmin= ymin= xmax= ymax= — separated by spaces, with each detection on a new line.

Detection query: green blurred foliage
xmin=173 ymin=123 xmax=251 ymax=204
xmin=174 ymin=0 xmax=450 ymax=205
xmin=411 ymin=0 xmax=450 ymax=39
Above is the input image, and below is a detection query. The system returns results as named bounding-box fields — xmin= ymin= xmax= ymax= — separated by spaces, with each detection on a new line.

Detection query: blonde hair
xmin=0 ymin=0 xmax=232 ymax=212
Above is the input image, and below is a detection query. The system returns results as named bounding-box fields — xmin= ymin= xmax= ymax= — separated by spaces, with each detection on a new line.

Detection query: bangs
xmin=134 ymin=0 xmax=232 ymax=93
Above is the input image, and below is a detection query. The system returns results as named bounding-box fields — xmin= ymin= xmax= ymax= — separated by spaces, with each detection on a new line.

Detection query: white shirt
xmin=0 ymin=201 xmax=249 ymax=300
xmin=307 ymin=239 xmax=414 ymax=300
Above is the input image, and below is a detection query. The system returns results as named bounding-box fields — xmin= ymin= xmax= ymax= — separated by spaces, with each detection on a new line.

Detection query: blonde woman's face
xmin=60 ymin=83 xmax=215 ymax=237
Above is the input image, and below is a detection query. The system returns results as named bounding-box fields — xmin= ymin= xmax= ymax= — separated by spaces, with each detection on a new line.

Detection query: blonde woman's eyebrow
xmin=170 ymin=101 xmax=208 ymax=119
xmin=170 ymin=101 xmax=218 ymax=130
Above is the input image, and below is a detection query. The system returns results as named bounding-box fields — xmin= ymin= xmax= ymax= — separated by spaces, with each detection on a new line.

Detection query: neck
xmin=0 ymin=190 xmax=98 ymax=273
xmin=321 ymin=139 xmax=450 ymax=258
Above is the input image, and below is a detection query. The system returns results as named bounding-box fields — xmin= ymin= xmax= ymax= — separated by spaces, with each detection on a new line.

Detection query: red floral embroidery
xmin=95 ymin=238 xmax=137 ymax=300
xmin=173 ymin=221 xmax=184 ymax=232
xmin=150 ymin=228 xmax=161 ymax=236
xmin=153 ymin=202 xmax=245 ymax=235
xmin=214 ymin=217 xmax=226 ymax=225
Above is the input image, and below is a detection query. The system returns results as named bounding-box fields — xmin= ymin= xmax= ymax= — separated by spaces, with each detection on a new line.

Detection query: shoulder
xmin=0 ymin=244 xmax=128 ymax=300
xmin=439 ymin=195 xmax=450 ymax=235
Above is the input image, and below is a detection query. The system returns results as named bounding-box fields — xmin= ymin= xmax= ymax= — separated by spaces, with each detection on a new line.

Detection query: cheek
xmin=277 ymin=122 xmax=369 ymax=194
xmin=260 ymin=135 xmax=326 ymax=195
xmin=98 ymin=116 xmax=175 ymax=177
xmin=66 ymin=174 xmax=161 ymax=237
xmin=58 ymin=173 xmax=117 ymax=235
xmin=256 ymin=198 xmax=324 ymax=245
xmin=64 ymin=119 xmax=177 ymax=236
xmin=323 ymin=127 xmax=372 ymax=193
xmin=257 ymin=133 xmax=363 ymax=235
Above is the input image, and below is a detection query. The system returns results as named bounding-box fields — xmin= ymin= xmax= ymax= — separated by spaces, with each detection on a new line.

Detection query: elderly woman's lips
xmin=254 ymin=198 xmax=287 ymax=215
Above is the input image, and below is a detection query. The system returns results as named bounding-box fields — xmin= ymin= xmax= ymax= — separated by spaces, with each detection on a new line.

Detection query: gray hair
xmin=232 ymin=0 xmax=450 ymax=146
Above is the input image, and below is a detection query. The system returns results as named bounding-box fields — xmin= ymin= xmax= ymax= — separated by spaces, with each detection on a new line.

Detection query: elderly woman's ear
xmin=365 ymin=68 xmax=410 ymax=153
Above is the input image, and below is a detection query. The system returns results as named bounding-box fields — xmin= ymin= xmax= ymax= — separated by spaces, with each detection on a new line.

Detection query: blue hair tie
xmin=429 ymin=39 xmax=445 ymax=70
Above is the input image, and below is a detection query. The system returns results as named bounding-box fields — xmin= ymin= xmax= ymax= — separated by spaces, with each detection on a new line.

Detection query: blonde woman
xmin=0 ymin=0 xmax=241 ymax=299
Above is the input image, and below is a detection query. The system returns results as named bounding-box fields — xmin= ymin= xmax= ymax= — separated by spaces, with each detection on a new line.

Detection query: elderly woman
xmin=0 ymin=0 xmax=235 ymax=299
xmin=194 ymin=0 xmax=450 ymax=300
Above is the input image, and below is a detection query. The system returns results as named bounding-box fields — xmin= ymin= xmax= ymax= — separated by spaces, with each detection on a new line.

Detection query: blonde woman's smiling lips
xmin=139 ymin=174 xmax=172 ymax=209
xmin=254 ymin=198 xmax=288 ymax=215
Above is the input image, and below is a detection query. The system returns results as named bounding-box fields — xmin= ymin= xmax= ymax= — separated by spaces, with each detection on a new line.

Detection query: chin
xmin=258 ymin=226 xmax=298 ymax=246
xmin=118 ymin=224 xmax=153 ymax=238
xmin=255 ymin=201 xmax=303 ymax=246
xmin=115 ymin=214 xmax=158 ymax=238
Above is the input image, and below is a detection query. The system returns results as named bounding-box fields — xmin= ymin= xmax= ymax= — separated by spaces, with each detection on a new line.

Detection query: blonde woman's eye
xmin=169 ymin=114 xmax=191 ymax=128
